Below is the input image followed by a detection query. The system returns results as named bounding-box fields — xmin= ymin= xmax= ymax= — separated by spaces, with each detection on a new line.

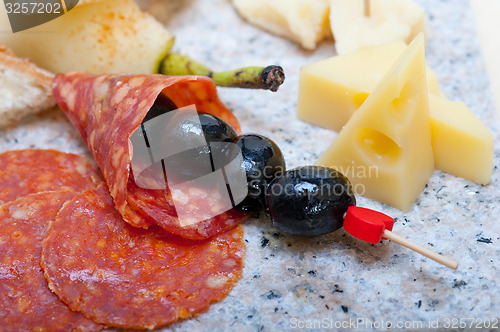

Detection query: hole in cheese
xmin=355 ymin=128 xmax=401 ymax=165
xmin=389 ymin=81 xmax=417 ymax=124
xmin=353 ymin=92 xmax=370 ymax=108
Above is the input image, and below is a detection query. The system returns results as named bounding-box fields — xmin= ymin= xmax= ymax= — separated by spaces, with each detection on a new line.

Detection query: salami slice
xmin=53 ymin=73 xmax=249 ymax=239
xmin=0 ymin=191 xmax=102 ymax=332
xmin=126 ymin=174 xmax=251 ymax=239
xmin=0 ymin=149 xmax=103 ymax=205
xmin=41 ymin=184 xmax=245 ymax=330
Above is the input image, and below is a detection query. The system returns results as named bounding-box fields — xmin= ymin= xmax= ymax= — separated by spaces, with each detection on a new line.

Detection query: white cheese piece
xmin=329 ymin=0 xmax=427 ymax=54
xmin=232 ymin=0 xmax=331 ymax=50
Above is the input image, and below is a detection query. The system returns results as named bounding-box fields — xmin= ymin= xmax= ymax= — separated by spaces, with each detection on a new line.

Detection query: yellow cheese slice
xmin=429 ymin=96 xmax=493 ymax=184
xmin=297 ymin=41 xmax=442 ymax=132
xmin=298 ymin=41 xmax=493 ymax=185
xmin=316 ymin=35 xmax=434 ymax=211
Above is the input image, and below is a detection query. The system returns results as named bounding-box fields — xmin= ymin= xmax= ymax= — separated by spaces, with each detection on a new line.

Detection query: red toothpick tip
xmin=343 ymin=206 xmax=458 ymax=270
xmin=343 ymin=206 xmax=394 ymax=244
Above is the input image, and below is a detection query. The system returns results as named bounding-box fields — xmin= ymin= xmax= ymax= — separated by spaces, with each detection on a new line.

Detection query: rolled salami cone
xmin=53 ymin=73 xmax=249 ymax=240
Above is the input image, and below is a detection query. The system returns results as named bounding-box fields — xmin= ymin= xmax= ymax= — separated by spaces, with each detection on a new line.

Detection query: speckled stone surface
xmin=1 ymin=0 xmax=499 ymax=331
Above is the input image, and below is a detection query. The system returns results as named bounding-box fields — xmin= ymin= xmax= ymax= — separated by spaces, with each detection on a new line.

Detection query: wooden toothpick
xmin=364 ymin=0 xmax=371 ymax=17
xmin=383 ymin=230 xmax=459 ymax=270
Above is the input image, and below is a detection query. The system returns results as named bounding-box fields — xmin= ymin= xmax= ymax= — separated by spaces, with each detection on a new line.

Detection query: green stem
xmin=153 ymin=37 xmax=176 ymax=74
xmin=160 ymin=53 xmax=285 ymax=92
xmin=161 ymin=53 xmax=213 ymax=76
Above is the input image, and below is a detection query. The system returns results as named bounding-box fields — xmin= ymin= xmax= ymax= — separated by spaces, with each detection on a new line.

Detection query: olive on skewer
xmin=264 ymin=166 xmax=457 ymax=269
xmin=224 ymin=134 xmax=286 ymax=213
xmin=216 ymin=131 xmax=458 ymax=269
xmin=133 ymin=109 xmax=458 ymax=270
xmin=266 ymin=166 xmax=356 ymax=236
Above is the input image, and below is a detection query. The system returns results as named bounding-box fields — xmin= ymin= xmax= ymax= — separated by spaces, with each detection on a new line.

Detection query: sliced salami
xmin=0 ymin=191 xmax=102 ymax=332
xmin=126 ymin=174 xmax=251 ymax=240
xmin=53 ymin=74 xmax=249 ymax=239
xmin=0 ymin=149 xmax=103 ymax=205
xmin=41 ymin=184 xmax=245 ymax=330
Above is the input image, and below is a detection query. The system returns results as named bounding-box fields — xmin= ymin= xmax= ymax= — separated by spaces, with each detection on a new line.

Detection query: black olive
xmin=130 ymin=96 xmax=177 ymax=180
xmin=132 ymin=108 xmax=239 ymax=191
xmin=224 ymin=134 xmax=286 ymax=213
xmin=160 ymin=112 xmax=238 ymax=183
xmin=196 ymin=113 xmax=239 ymax=144
xmin=266 ymin=166 xmax=356 ymax=236
xmin=142 ymin=94 xmax=178 ymax=123
xmin=164 ymin=111 xmax=237 ymax=147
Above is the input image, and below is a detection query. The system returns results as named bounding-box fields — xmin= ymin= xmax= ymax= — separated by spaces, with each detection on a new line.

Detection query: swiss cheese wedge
xmin=298 ymin=41 xmax=493 ymax=185
xmin=316 ymin=35 xmax=434 ymax=211
xmin=297 ymin=42 xmax=442 ymax=132
xmin=429 ymin=96 xmax=493 ymax=185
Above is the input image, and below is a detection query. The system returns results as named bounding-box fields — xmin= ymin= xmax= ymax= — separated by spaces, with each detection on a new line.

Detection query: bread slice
xmin=0 ymin=43 xmax=55 ymax=128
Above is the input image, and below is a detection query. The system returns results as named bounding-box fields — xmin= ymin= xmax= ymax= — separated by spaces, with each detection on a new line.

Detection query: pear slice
xmin=316 ymin=35 xmax=434 ymax=211
xmin=0 ymin=0 xmax=173 ymax=74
